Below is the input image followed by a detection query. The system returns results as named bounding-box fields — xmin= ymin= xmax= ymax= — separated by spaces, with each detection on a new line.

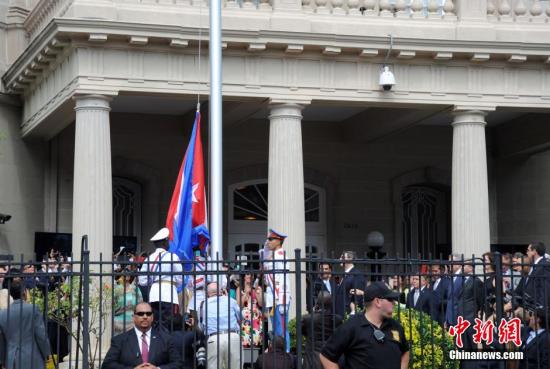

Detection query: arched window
xmin=228 ymin=179 xmax=327 ymax=257
xmin=232 ymin=182 xmax=321 ymax=223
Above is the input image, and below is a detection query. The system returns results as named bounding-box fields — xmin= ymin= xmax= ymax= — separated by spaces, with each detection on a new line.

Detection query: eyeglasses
xmin=135 ymin=311 xmax=153 ymax=317
xmin=373 ymin=328 xmax=385 ymax=343
xmin=267 ymin=237 xmax=279 ymax=241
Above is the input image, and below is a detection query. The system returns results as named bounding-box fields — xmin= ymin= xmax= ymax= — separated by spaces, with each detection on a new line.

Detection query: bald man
xmin=200 ymin=283 xmax=241 ymax=369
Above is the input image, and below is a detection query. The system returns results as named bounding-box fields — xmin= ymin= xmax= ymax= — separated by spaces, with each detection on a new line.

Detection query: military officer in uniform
xmin=261 ymin=228 xmax=292 ymax=353
xmin=138 ymin=227 xmax=183 ymax=329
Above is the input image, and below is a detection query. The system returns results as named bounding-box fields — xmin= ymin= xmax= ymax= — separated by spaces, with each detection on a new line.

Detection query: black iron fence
xmin=0 ymin=239 xmax=548 ymax=369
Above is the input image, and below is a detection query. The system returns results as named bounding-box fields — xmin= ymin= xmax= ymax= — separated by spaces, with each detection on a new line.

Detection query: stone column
xmin=268 ymin=100 xmax=308 ymax=315
xmin=72 ymin=95 xmax=113 ymax=261
xmin=451 ymin=108 xmax=492 ymax=258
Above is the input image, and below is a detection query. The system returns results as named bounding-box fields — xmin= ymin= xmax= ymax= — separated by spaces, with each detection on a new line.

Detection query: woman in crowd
xmin=482 ymin=252 xmax=497 ymax=319
xmin=113 ymin=270 xmax=143 ymax=335
xmin=237 ymin=272 xmax=264 ymax=348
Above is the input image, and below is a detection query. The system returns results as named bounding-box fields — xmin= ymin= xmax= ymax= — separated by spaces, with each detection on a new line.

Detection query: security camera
xmin=379 ymin=65 xmax=396 ymax=91
xmin=0 ymin=214 xmax=12 ymax=224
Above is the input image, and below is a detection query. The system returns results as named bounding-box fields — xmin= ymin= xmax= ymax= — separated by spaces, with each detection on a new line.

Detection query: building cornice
xmin=5 ymin=17 xmax=550 ymax=94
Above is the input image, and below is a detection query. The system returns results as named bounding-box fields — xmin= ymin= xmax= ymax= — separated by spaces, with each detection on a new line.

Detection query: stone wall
xmin=496 ymin=151 xmax=550 ymax=246
xmin=0 ymin=95 xmax=46 ymax=258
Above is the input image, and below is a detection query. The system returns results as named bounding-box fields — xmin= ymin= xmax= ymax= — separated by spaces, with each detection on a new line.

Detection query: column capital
xmin=268 ymin=97 xmax=311 ymax=106
xmin=452 ymin=106 xmax=495 ymax=126
xmin=453 ymin=105 xmax=496 ymax=114
xmin=268 ymin=99 xmax=310 ymax=121
xmin=73 ymin=94 xmax=112 ymax=112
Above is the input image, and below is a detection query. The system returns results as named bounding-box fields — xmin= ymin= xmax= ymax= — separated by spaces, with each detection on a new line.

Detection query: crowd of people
xmin=0 ymin=227 xmax=549 ymax=369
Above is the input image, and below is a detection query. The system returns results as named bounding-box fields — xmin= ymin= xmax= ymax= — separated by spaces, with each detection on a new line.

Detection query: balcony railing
xmin=302 ymin=0 xmax=456 ymax=18
xmin=20 ymin=0 xmax=550 ymax=45
xmin=487 ymin=0 xmax=550 ymax=22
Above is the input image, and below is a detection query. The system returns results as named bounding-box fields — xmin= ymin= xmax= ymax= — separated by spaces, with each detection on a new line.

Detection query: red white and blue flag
xmin=166 ymin=110 xmax=210 ymax=263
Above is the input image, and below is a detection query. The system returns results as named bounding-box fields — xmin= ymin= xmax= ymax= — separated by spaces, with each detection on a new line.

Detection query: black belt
xmin=208 ymin=329 xmax=239 ymax=337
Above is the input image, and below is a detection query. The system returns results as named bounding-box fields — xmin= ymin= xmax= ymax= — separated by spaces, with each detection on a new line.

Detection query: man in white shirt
xmin=102 ymin=302 xmax=181 ymax=369
xmin=138 ymin=228 xmax=183 ymax=329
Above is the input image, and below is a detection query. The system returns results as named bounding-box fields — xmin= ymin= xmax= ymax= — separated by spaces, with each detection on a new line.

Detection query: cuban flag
xmin=166 ymin=110 xmax=210 ymax=264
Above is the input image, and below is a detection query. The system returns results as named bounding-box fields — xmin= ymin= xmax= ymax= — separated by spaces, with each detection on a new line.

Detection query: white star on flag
xmin=192 ymin=183 xmax=199 ymax=203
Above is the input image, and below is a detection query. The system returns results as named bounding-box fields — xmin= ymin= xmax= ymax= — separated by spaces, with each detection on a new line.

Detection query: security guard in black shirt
xmin=320 ymin=281 xmax=410 ymax=369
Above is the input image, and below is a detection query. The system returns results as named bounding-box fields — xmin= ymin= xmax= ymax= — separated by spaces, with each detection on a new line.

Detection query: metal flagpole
xmin=209 ymin=0 xmax=223 ymax=259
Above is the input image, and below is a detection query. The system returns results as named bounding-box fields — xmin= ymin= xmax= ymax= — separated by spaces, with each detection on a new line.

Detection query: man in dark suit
xmin=334 ymin=251 xmax=366 ymax=317
xmin=431 ymin=264 xmax=450 ymax=325
xmin=406 ymin=275 xmax=439 ymax=322
xmin=457 ymin=260 xmax=484 ymax=324
xmin=0 ymin=279 xmax=50 ymax=369
xmin=101 ymin=302 xmax=182 ymax=369
xmin=455 ymin=258 xmax=484 ymax=366
xmin=518 ymin=307 xmax=550 ymax=369
xmin=446 ymin=254 xmax=465 ymax=327
xmin=307 ymin=263 xmax=336 ymax=312
xmin=522 ymin=242 xmax=550 ymax=309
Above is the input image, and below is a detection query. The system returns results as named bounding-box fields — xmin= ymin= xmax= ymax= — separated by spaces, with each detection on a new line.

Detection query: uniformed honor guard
xmin=261 ymin=228 xmax=292 ymax=353
xmin=138 ymin=227 xmax=183 ymax=329
xmin=320 ymin=282 xmax=410 ymax=369
xmin=185 ymin=252 xmax=209 ymax=313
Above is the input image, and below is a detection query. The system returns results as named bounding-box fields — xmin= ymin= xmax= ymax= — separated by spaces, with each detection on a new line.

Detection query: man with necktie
xmin=307 ymin=263 xmax=336 ymax=312
xmin=102 ymin=302 xmax=182 ymax=369
xmin=406 ymin=275 xmax=439 ymax=322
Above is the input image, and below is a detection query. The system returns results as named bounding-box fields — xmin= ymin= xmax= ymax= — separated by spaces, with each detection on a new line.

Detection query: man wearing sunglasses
xmin=261 ymin=228 xmax=292 ymax=352
xmin=320 ymin=282 xmax=410 ymax=369
xmin=102 ymin=302 xmax=182 ymax=369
